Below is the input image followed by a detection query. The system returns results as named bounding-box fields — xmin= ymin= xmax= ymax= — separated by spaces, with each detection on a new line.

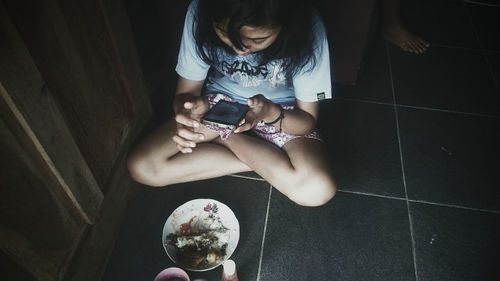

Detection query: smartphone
xmin=201 ymin=100 xmax=249 ymax=130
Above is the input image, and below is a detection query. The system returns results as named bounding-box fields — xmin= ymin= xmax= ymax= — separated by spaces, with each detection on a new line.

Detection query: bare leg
xmin=380 ymin=0 xmax=430 ymax=53
xmin=221 ymin=133 xmax=336 ymax=206
xmin=127 ymin=120 xmax=251 ymax=186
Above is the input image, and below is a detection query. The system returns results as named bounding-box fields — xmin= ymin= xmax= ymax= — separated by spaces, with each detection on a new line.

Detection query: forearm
xmin=173 ymin=76 xmax=206 ymax=114
xmin=175 ymin=76 xmax=204 ymax=95
xmin=273 ymin=107 xmax=316 ymax=135
xmin=263 ymin=101 xmax=317 ymax=135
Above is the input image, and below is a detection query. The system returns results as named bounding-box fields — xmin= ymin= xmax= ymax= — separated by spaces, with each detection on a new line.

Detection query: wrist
xmin=263 ymin=105 xmax=285 ymax=131
xmin=263 ymin=103 xmax=282 ymax=123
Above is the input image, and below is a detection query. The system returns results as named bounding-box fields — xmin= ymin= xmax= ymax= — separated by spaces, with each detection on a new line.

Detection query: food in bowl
xmin=167 ymin=204 xmax=231 ymax=269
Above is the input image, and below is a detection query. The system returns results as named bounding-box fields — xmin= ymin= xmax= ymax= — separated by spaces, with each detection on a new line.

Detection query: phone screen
xmin=203 ymin=100 xmax=249 ymax=126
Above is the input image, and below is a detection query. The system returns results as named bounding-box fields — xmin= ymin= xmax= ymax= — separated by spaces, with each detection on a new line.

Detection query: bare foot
xmin=381 ymin=25 xmax=430 ymax=54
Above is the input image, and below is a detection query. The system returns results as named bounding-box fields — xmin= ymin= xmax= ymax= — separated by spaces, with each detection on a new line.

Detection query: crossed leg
xmin=127 ymin=120 xmax=336 ymax=207
xmin=127 ymin=120 xmax=251 ymax=186
xmin=220 ymin=133 xmax=336 ymax=206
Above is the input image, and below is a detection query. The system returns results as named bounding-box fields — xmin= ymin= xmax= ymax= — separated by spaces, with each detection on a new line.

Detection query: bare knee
xmin=286 ymin=174 xmax=337 ymax=207
xmin=126 ymin=150 xmax=166 ymax=187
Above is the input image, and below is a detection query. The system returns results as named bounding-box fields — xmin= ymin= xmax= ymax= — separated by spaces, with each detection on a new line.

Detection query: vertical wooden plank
xmin=2 ymin=0 xmax=140 ymax=190
xmin=61 ymin=2 xmax=154 ymax=280
xmin=0 ymin=98 xmax=88 ymax=281
xmin=1 ymin=0 xmax=153 ymax=279
xmin=0 ymin=1 xmax=103 ymax=223
xmin=62 ymin=157 xmax=138 ymax=281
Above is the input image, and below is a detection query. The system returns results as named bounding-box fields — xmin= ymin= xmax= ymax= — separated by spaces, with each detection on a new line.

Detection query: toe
xmin=406 ymin=41 xmax=418 ymax=53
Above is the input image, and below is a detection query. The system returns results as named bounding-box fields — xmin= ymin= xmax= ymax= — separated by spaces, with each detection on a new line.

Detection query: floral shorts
xmin=204 ymin=92 xmax=322 ymax=148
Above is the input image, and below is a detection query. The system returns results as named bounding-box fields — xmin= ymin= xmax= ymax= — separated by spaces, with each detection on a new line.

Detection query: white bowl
xmin=162 ymin=199 xmax=240 ymax=271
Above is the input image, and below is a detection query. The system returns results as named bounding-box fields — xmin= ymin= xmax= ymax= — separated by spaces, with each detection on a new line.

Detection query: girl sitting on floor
xmin=127 ymin=0 xmax=336 ymax=207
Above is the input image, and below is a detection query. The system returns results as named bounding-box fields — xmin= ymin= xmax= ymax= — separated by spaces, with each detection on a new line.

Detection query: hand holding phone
xmin=201 ymin=100 xmax=249 ymax=130
xmin=172 ymin=94 xmax=211 ymax=153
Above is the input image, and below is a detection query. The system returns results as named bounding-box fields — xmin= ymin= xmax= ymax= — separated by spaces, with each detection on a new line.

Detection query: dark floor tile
xmin=398 ymin=107 xmax=500 ymax=210
xmin=102 ymin=177 xmax=271 ymax=281
xmin=260 ymin=191 xmax=415 ymax=281
xmin=390 ymin=45 xmax=500 ymax=116
xmin=319 ymin=99 xmax=405 ymax=197
xmin=466 ymin=3 xmax=500 ymax=51
xmin=411 ymin=202 xmax=500 ymax=281
xmin=401 ymin=0 xmax=480 ymax=49
xmin=335 ymin=39 xmax=393 ymax=103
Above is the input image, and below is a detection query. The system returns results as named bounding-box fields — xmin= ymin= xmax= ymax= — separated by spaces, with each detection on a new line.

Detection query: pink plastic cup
xmin=153 ymin=267 xmax=190 ymax=281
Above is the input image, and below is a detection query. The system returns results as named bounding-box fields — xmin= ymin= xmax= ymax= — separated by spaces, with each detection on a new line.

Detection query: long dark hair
xmin=193 ymin=0 xmax=318 ymax=78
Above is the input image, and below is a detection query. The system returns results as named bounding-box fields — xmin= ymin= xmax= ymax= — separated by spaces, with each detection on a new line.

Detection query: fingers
xmin=238 ymin=118 xmax=246 ymax=127
xmin=183 ymin=101 xmax=194 ymax=109
xmin=173 ymin=124 xmax=206 ymax=153
xmin=171 ymin=95 xmax=211 ymax=154
xmin=176 ymin=96 xmax=210 ymax=127
xmin=188 ymin=95 xmax=209 ymax=115
xmin=172 ymin=130 xmax=197 ymax=148
xmin=172 ymin=134 xmax=195 ymax=153
xmin=176 ymin=143 xmax=193 ymax=154
xmin=175 ymin=94 xmax=209 ymax=116
xmin=175 ymin=113 xmax=200 ymax=128
xmin=247 ymin=94 xmax=266 ymax=108
xmin=247 ymin=97 xmax=256 ymax=107
xmin=244 ymin=94 xmax=278 ymax=130
xmin=235 ymin=121 xmax=253 ymax=133
xmin=178 ymin=126 xmax=205 ymax=141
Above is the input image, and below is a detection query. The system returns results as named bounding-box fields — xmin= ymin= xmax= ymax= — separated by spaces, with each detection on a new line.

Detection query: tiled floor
xmin=103 ymin=0 xmax=500 ymax=280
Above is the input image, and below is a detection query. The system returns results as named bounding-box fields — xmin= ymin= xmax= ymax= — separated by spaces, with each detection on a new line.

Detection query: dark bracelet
xmin=264 ymin=106 xmax=285 ymax=125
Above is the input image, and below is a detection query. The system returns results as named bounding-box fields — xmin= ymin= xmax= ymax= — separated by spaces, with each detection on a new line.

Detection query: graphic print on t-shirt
xmin=220 ymin=58 xmax=286 ymax=88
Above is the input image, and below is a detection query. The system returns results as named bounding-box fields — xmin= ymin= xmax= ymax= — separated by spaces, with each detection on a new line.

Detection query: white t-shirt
xmin=175 ymin=0 xmax=332 ymax=105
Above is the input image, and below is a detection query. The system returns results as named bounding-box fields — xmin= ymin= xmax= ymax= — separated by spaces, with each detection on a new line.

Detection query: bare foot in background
xmin=381 ymin=25 xmax=430 ymax=54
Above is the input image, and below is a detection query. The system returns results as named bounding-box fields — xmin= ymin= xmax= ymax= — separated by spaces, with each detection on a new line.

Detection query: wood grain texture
xmin=0 ymin=0 xmax=152 ymax=279
xmin=0 ymin=112 xmax=87 ymax=281
xmin=3 ymin=0 xmax=138 ymax=190
xmin=0 ymin=0 xmax=102 ymax=224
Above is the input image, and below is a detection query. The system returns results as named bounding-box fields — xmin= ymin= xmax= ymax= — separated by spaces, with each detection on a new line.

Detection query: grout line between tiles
xmin=337 ymin=189 xmax=500 ymax=215
xmin=334 ymin=98 xmax=500 ymax=119
xmin=385 ymin=42 xmax=420 ymax=281
xmin=256 ymin=184 xmax=273 ymax=281
xmin=229 ymin=174 xmax=266 ymax=181
xmin=462 ymin=0 xmax=500 ymax=95
xmin=229 ymin=173 xmax=500 ymax=215
xmin=408 ymin=199 xmax=500 ymax=215
xmin=229 ymin=174 xmax=500 ymax=215
xmin=337 ymin=189 xmax=406 ymax=201
xmin=334 ymin=97 xmax=394 ymax=107
xmin=394 ymin=104 xmax=500 ymax=118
